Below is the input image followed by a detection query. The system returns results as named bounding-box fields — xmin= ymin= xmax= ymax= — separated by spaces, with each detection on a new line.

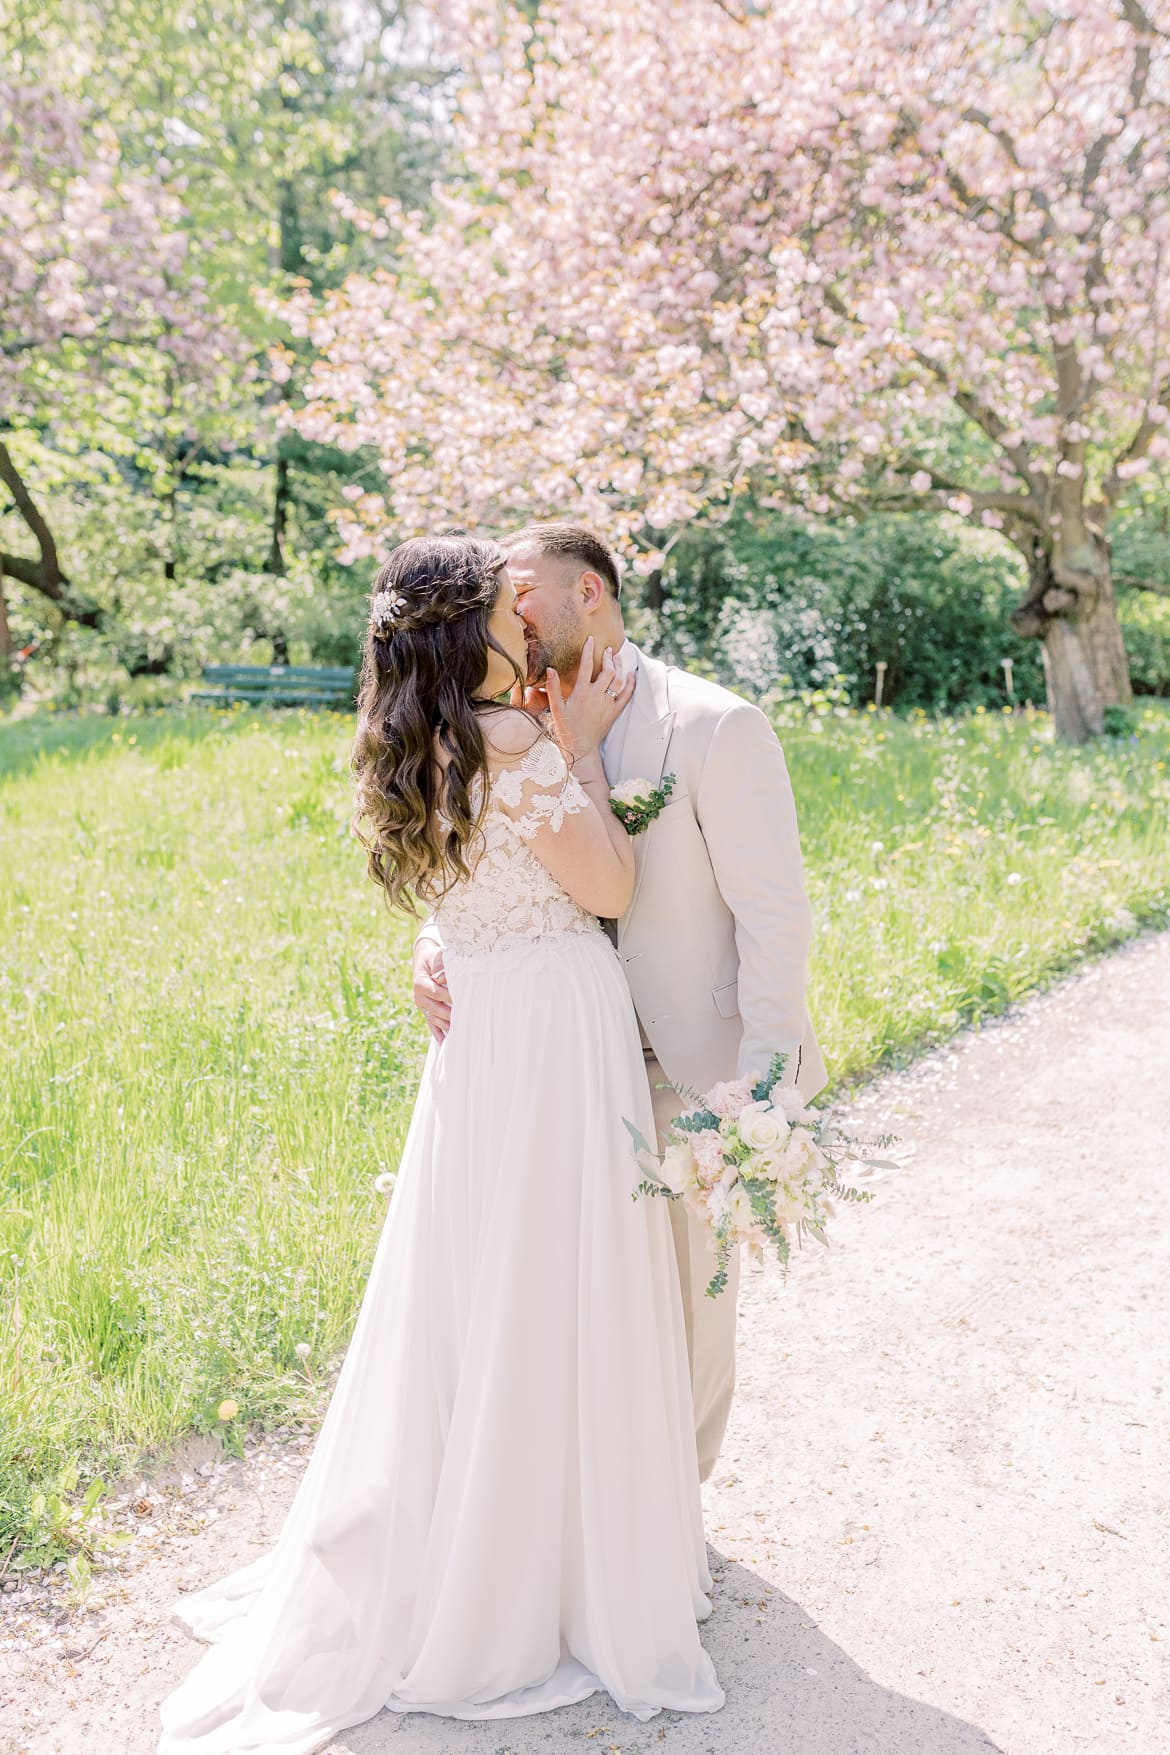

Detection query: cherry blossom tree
xmin=288 ymin=0 xmax=1170 ymax=741
xmin=0 ymin=81 xmax=237 ymax=628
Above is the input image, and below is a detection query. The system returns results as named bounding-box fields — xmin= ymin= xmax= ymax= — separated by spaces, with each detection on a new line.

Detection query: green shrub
xmin=1116 ymin=588 xmax=1170 ymax=697
xmin=651 ymin=509 xmax=1042 ymax=712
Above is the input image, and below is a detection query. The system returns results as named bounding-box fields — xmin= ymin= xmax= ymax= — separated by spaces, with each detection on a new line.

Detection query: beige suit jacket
xmin=416 ymin=648 xmax=827 ymax=1102
xmin=603 ymin=646 xmax=826 ymax=1102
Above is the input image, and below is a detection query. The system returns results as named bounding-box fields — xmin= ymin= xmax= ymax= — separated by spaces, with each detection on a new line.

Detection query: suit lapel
xmin=614 ymin=647 xmax=675 ymax=944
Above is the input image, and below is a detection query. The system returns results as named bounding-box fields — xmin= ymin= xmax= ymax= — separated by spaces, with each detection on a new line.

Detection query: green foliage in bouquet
xmin=625 ymin=1051 xmax=896 ymax=1299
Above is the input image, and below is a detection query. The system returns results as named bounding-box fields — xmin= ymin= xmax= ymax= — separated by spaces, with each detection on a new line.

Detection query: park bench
xmin=190 ymin=664 xmax=358 ymax=710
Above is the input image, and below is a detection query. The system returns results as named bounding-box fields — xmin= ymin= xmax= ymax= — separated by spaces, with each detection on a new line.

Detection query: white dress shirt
xmin=599 ymin=637 xmax=639 ymax=776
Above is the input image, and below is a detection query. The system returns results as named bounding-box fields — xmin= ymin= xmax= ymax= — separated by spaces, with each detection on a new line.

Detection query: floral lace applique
xmin=434 ymin=735 xmax=603 ymax=957
xmin=490 ymin=736 xmax=592 ymax=840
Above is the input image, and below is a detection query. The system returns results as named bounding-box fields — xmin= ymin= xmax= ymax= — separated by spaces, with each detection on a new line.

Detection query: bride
xmin=157 ymin=532 xmax=725 ymax=1753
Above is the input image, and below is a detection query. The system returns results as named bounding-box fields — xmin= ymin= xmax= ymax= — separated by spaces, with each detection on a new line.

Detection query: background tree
xmin=1 ymin=0 xmax=441 ymax=690
xmin=0 ymin=79 xmax=238 ymax=639
xmin=291 ymin=0 xmax=1170 ymax=741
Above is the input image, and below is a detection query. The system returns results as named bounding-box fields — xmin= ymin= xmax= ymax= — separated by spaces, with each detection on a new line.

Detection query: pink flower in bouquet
xmin=690 ymin=1128 xmax=729 ymax=1187
xmin=706 ymin=1077 xmax=756 ymax=1120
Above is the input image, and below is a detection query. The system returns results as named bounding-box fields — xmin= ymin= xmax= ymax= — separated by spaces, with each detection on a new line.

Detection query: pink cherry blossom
xmin=288 ymin=0 xmax=1169 ymax=739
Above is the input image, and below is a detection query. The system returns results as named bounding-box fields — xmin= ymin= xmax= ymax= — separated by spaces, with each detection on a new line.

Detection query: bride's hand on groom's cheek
xmin=546 ymin=637 xmax=634 ymax=760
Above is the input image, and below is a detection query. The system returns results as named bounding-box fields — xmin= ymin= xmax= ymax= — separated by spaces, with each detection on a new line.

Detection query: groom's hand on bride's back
xmin=412 ymin=938 xmax=451 ymax=1043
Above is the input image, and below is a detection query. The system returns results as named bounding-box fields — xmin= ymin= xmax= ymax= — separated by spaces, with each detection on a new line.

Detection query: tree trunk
xmin=0 ymin=560 xmax=13 ymax=678
xmin=263 ymin=175 xmax=302 ymax=579
xmin=163 ymin=486 xmax=178 ymax=582
xmin=1009 ymin=530 xmax=1131 ymax=742
xmin=265 ymin=452 xmax=290 ymax=576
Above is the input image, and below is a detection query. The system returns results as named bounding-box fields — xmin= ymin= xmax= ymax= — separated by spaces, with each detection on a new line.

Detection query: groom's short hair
xmin=503 ymin=523 xmax=622 ymax=600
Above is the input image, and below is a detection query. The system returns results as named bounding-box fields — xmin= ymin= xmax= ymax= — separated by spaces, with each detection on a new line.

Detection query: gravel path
xmin=3 ymin=929 xmax=1168 ymax=1755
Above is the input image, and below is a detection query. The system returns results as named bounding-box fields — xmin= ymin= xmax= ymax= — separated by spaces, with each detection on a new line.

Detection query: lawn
xmin=2 ymin=698 xmax=1168 ymax=1564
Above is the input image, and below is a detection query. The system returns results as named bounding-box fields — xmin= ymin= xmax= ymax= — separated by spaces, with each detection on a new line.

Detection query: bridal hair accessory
xmin=369 ymin=589 xmax=408 ymax=637
xmin=625 ymin=1052 xmax=896 ymax=1298
xmin=368 ymin=541 xmax=507 ymax=641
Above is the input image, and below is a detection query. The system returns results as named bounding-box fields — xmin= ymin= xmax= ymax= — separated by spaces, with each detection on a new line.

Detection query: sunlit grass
xmin=1 ymin=706 xmax=426 ymax=1559
xmin=2 ymin=697 xmax=1168 ymax=1556
xmin=789 ymin=697 xmax=1170 ymax=1075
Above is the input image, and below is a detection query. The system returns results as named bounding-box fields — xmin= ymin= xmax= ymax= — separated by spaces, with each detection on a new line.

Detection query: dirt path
xmin=4 ymin=929 xmax=1168 ymax=1755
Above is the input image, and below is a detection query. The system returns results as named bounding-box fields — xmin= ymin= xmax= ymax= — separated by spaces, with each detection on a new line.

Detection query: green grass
xmin=787 ymin=696 xmax=1170 ymax=1074
xmin=2 ymin=697 xmax=1169 ymax=1562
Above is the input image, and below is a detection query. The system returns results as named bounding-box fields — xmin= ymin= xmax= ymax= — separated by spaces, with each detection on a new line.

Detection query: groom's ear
xmin=577 ymin=569 xmax=608 ymax=612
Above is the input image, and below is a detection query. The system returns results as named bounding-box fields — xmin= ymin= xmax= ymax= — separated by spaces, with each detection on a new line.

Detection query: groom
xmin=413 ymin=522 xmax=826 ymax=1484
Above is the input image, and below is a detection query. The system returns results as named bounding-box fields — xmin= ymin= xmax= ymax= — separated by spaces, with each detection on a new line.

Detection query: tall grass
xmin=787 ymin=697 xmax=1170 ymax=1072
xmin=2 ymin=699 xmax=1168 ymax=1556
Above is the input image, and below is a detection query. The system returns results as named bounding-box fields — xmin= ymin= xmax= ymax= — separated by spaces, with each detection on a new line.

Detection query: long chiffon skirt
xmin=158 ymin=930 xmax=725 ymax=1754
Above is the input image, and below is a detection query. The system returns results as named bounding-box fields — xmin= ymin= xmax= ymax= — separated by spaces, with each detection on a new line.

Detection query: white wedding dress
xmin=158 ymin=734 xmax=725 ymax=1754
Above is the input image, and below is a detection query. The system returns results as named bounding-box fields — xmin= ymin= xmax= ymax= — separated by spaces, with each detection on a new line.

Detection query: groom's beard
xmin=524 ymin=621 xmax=585 ymax=687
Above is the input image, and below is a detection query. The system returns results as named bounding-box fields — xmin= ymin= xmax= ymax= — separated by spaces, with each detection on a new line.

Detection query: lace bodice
xmin=433 ymin=736 xmax=606 ymax=957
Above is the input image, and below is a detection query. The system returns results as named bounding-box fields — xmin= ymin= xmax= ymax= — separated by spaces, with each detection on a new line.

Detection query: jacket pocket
xmin=712 ymin=978 xmax=739 ymax=1020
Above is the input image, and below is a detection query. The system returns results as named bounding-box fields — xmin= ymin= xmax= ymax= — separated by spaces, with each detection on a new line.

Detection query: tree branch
xmin=0 ymin=439 xmax=64 ymax=589
xmin=0 ymin=439 xmax=102 ymax=626
xmin=1115 ymin=572 xmax=1170 ymax=595
xmin=1097 ymin=368 xmax=1170 ymax=510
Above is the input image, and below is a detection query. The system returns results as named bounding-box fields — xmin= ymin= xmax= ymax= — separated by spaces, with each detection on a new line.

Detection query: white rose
xmin=781 ymin=1126 xmax=828 ymax=1181
xmin=773 ymin=1187 xmax=807 ymax=1228
xmin=660 ymin=1139 xmax=697 ymax=1195
xmin=738 ymin=1101 xmax=789 ymax=1153
xmin=724 ymin=1182 xmax=755 ymax=1231
xmin=610 ymin=777 xmax=656 ymax=807
xmin=751 ymin=1145 xmax=787 ymax=1183
xmin=716 ymin=1155 xmax=740 ymax=1193
xmin=771 ymin=1086 xmax=820 ymax=1126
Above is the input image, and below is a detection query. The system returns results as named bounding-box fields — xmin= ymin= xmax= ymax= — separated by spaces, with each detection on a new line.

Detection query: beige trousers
xmin=645 ymin=1054 xmax=740 ymax=1484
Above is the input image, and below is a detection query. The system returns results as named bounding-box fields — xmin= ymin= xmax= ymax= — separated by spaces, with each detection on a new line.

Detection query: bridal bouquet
xmin=625 ymin=1053 xmax=893 ymax=1298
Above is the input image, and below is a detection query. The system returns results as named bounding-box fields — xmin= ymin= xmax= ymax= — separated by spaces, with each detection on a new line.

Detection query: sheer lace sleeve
xmin=489 ymin=736 xmax=593 ymax=843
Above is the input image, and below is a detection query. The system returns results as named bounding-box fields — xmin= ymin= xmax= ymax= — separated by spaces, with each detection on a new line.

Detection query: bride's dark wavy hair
xmin=350 ymin=532 xmax=529 ymax=913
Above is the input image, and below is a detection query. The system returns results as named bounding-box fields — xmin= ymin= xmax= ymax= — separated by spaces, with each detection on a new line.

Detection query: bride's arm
xmin=484 ymin=711 xmax=635 ymax=919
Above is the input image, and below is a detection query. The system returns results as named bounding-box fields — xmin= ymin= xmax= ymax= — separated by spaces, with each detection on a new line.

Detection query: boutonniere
xmin=609 ymin=773 xmax=676 ymax=836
